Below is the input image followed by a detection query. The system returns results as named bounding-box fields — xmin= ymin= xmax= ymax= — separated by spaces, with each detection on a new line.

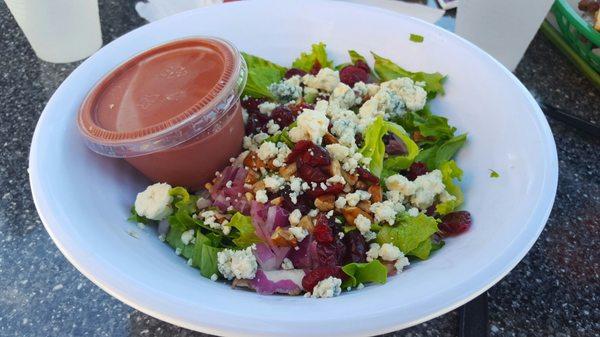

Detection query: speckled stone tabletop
xmin=0 ymin=1 xmax=598 ymax=336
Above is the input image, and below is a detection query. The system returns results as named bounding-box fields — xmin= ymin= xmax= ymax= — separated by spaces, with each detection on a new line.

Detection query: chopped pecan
xmin=245 ymin=192 xmax=254 ymax=201
xmin=355 ymin=180 xmax=369 ymax=190
xmin=357 ymin=200 xmax=372 ymax=213
xmin=298 ymin=215 xmax=314 ymax=233
xmin=270 ymin=196 xmax=283 ymax=206
xmin=327 ymin=159 xmax=342 ymax=177
xmin=271 ymin=226 xmax=298 ymax=247
xmin=243 ymin=151 xmax=266 ymax=170
xmin=342 ymin=207 xmax=373 ymax=226
xmin=368 ymin=185 xmax=383 ymax=203
xmin=245 ymin=169 xmax=260 ymax=185
xmin=252 ymin=180 xmax=266 ymax=193
xmin=342 ymin=171 xmax=359 ymax=186
xmin=314 ymin=194 xmax=335 ymax=212
xmin=322 ymin=132 xmax=339 ymax=145
xmin=279 ymin=162 xmax=297 ymax=179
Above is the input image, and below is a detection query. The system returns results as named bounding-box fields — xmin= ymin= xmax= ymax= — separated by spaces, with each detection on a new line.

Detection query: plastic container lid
xmin=77 ymin=36 xmax=247 ymax=157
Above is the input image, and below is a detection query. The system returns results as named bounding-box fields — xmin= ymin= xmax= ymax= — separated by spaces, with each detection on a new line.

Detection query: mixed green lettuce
xmin=341 ymin=260 xmax=388 ymax=288
xmin=241 ymin=52 xmax=287 ymax=99
xmin=376 ymin=213 xmax=439 ymax=260
xmin=292 ymin=42 xmax=334 ymax=72
xmin=360 ymin=116 xmax=419 ymax=178
xmin=372 ymin=52 xmax=445 ymax=98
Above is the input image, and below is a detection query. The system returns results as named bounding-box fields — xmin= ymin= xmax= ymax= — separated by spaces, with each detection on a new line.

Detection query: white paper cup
xmin=5 ymin=0 xmax=102 ymax=63
xmin=456 ymin=0 xmax=554 ymax=71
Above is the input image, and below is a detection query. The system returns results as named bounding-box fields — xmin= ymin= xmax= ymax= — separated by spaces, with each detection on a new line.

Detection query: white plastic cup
xmin=455 ymin=0 xmax=554 ymax=71
xmin=5 ymin=0 xmax=102 ymax=63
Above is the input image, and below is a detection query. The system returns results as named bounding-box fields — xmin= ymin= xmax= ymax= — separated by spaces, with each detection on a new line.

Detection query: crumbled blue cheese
xmin=329 ymin=83 xmax=359 ymax=109
xmin=258 ymin=101 xmax=279 ymax=115
xmin=366 ymin=243 xmax=380 ymax=262
xmin=266 ymin=120 xmax=281 ymax=135
xmin=394 ymin=253 xmax=410 ymax=273
xmin=345 ymin=190 xmax=371 ymax=207
xmin=272 ymin=142 xmax=291 ymax=168
xmin=370 ymin=201 xmax=399 ymax=225
xmin=288 ymin=209 xmax=302 ymax=226
xmin=335 ymin=196 xmax=347 ymax=209
xmin=358 ymin=88 xmax=404 ymax=131
xmin=210 ymin=273 xmax=218 ymax=281
xmin=354 ymin=214 xmax=372 ymax=234
xmin=281 ymin=258 xmax=294 ymax=270
xmin=289 ymin=226 xmax=309 ymax=242
xmin=217 ymin=245 xmax=258 ymax=280
xmin=255 ymin=189 xmax=268 ymax=203
xmin=326 ymin=144 xmax=350 ymax=161
xmin=410 ymin=170 xmax=446 ymax=209
xmin=180 ymin=229 xmax=195 ymax=245
xmin=353 ymin=81 xmax=368 ymax=97
xmin=380 ymin=77 xmax=427 ymax=112
xmin=407 ymin=207 xmax=419 ymax=217
xmin=134 ymin=183 xmax=173 ymax=221
xmin=302 ymin=68 xmax=340 ymax=93
xmin=326 ymin=175 xmax=345 ymax=185
xmin=257 ymin=141 xmax=278 ymax=161
xmin=269 ymin=75 xmax=303 ymax=102
xmin=263 ymin=175 xmax=285 ymax=192
xmin=288 ymin=107 xmax=330 ymax=144
xmin=311 ymin=276 xmax=342 ymax=298
xmin=243 ymin=132 xmax=269 ymax=151
xmin=378 ymin=243 xmax=401 ymax=261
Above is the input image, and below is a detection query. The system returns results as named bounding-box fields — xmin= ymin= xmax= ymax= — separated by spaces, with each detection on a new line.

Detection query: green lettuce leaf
xmin=263 ymin=121 xmax=296 ymax=147
xmin=348 ymin=50 xmax=367 ymax=64
xmin=242 ymin=52 xmax=287 ymax=99
xmin=435 ymin=160 xmax=464 ymax=215
xmin=410 ymin=34 xmax=424 ymax=43
xmin=381 ymin=121 xmax=420 ymax=178
xmin=228 ymin=212 xmax=262 ymax=248
xmin=414 ymin=133 xmax=467 ymax=170
xmin=192 ymin=231 xmax=222 ymax=278
xmin=359 ymin=116 xmax=387 ymax=176
xmin=292 ymin=42 xmax=334 ymax=72
xmin=371 ymin=52 xmax=445 ymax=98
xmin=341 ymin=260 xmax=388 ymax=288
xmin=360 ymin=117 xmax=419 ymax=178
xmin=127 ymin=206 xmax=151 ymax=224
xmin=376 ymin=213 xmax=439 ymax=259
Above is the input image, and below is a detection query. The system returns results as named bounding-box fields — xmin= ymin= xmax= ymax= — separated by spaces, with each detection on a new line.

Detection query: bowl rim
xmin=28 ymin=0 xmax=558 ymax=336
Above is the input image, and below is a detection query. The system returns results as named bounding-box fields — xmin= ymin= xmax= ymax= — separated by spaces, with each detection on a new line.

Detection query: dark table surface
xmin=1 ymin=1 xmax=599 ymax=336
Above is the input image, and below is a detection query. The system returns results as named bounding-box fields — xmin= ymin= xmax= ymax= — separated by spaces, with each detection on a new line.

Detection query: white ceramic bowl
xmin=29 ymin=1 xmax=558 ymax=336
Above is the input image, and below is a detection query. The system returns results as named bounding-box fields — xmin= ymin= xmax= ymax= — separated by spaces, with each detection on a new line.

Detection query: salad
xmin=129 ymin=43 xmax=472 ymax=298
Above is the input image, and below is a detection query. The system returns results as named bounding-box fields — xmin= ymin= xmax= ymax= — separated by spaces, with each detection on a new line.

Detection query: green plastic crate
xmin=551 ymin=0 xmax=600 ymax=72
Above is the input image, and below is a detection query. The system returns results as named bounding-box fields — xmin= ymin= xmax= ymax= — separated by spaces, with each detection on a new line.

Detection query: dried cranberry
xmin=245 ymin=113 xmax=270 ymax=135
xmin=310 ymin=60 xmax=322 ymax=75
xmin=284 ymin=68 xmax=307 ymax=79
xmin=289 ymin=102 xmax=314 ymax=116
xmin=302 ymin=266 xmax=345 ymax=292
xmin=425 ymin=204 xmax=437 ymax=217
xmin=405 ymin=162 xmax=429 ymax=181
xmin=356 ymin=167 xmax=380 ymax=185
xmin=313 ymin=223 xmax=334 ymax=244
xmin=298 ymin=165 xmax=329 ymax=183
xmin=342 ymin=230 xmax=367 ymax=263
xmin=355 ymin=133 xmax=364 ymax=147
xmin=300 ymin=145 xmax=331 ymax=167
xmin=340 ymin=65 xmax=369 ymax=87
xmin=439 ymin=211 xmax=472 ymax=237
xmin=307 ymin=183 xmax=344 ymax=198
xmin=286 ymin=140 xmax=314 ymax=163
xmin=383 ymin=133 xmax=408 ymax=156
xmin=241 ymin=97 xmax=266 ymax=114
xmin=271 ymin=106 xmax=295 ymax=128
xmin=354 ymin=60 xmax=371 ymax=74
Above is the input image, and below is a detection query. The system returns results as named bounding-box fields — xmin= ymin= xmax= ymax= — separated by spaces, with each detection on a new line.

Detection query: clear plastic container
xmin=78 ymin=37 xmax=247 ymax=190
